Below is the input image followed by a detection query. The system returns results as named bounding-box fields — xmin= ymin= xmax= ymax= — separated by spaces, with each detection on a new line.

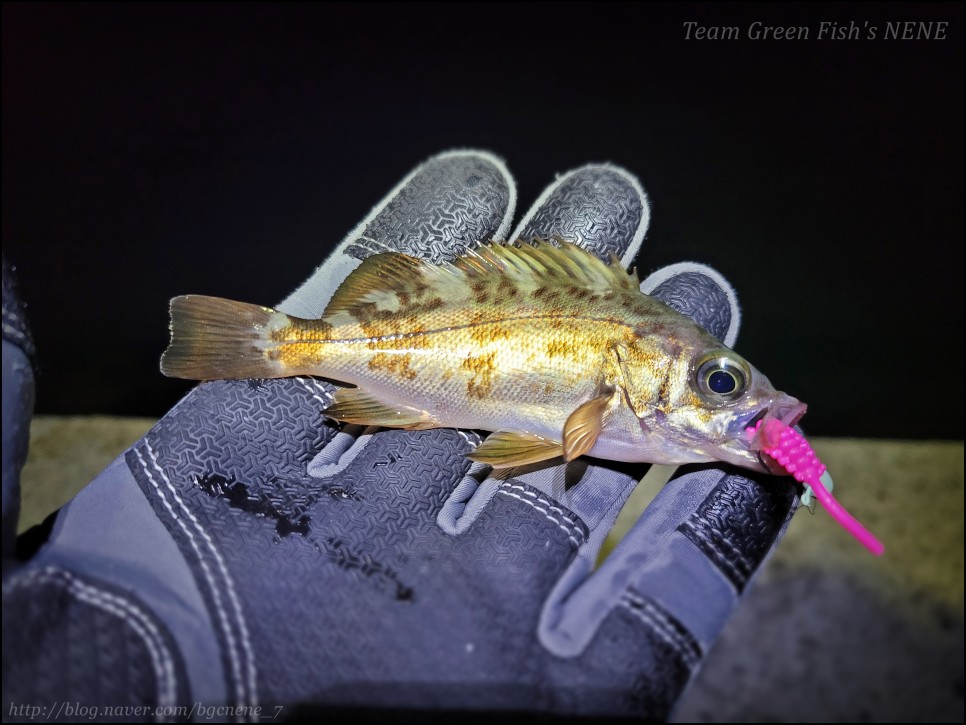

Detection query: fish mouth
xmin=745 ymin=395 xmax=808 ymax=474
xmin=745 ymin=408 xmax=769 ymax=431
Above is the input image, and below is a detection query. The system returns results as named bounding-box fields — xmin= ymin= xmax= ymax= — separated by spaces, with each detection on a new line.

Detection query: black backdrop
xmin=3 ymin=3 xmax=962 ymax=439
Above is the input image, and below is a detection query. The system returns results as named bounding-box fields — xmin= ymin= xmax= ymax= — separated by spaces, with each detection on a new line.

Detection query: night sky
xmin=3 ymin=3 xmax=962 ymax=439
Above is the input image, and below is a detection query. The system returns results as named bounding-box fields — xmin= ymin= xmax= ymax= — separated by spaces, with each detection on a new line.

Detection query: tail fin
xmin=161 ymin=295 xmax=288 ymax=380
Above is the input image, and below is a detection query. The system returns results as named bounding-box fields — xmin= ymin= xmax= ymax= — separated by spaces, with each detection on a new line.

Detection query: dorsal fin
xmin=325 ymin=251 xmax=426 ymax=316
xmin=323 ymin=239 xmax=639 ymax=318
xmin=451 ymin=240 xmax=639 ymax=291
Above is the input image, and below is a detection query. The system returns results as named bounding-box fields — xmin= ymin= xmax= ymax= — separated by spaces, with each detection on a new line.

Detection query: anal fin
xmin=467 ymin=431 xmax=564 ymax=468
xmin=323 ymin=388 xmax=439 ymax=430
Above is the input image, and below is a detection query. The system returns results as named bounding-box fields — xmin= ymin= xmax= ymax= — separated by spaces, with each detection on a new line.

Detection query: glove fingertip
xmin=641 ymin=262 xmax=741 ymax=347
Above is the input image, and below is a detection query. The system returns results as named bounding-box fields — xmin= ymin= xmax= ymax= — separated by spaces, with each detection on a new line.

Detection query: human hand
xmin=2 ymin=151 xmax=797 ymax=721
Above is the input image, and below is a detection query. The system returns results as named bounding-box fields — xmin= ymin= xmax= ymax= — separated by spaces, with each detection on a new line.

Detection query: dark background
xmin=3 ymin=3 xmax=962 ymax=439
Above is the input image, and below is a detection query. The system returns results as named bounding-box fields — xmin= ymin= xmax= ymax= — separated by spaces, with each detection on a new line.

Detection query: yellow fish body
xmin=161 ymin=240 xmax=805 ymax=472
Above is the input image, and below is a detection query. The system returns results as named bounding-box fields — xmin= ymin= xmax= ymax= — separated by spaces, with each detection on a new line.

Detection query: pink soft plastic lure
xmin=747 ymin=418 xmax=885 ymax=556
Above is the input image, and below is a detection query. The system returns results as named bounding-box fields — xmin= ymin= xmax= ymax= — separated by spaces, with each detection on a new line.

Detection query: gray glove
xmin=2 ymin=151 xmax=796 ymax=721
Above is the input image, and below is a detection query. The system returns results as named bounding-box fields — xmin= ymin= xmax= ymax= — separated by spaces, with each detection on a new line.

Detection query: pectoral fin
xmin=562 ymin=389 xmax=615 ymax=461
xmin=467 ymin=431 xmax=564 ymax=468
xmin=323 ymin=388 xmax=439 ymax=430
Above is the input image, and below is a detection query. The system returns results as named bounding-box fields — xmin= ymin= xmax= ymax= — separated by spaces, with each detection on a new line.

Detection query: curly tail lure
xmin=747 ymin=419 xmax=885 ymax=556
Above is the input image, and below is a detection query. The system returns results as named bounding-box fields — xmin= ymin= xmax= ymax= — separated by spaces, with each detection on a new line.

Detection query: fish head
xmin=620 ymin=335 xmax=806 ymax=473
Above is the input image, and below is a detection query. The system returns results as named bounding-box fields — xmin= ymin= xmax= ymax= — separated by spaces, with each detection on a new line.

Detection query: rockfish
xmin=161 ymin=240 xmax=805 ymax=472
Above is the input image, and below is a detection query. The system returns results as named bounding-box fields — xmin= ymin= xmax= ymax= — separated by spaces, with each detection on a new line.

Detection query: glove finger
xmin=280 ymin=149 xmax=515 ymax=318
xmin=540 ymin=466 xmax=796 ymax=660
xmin=510 ymin=162 xmax=650 ymax=266
xmin=642 ymin=262 xmax=741 ymax=348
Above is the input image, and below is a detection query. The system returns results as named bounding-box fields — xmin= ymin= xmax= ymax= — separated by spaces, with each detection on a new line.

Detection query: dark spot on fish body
xmin=269 ymin=323 xmax=294 ymax=343
xmin=545 ymin=339 xmax=572 ymax=358
xmin=466 ymin=380 xmax=488 ymax=399
xmin=664 ymin=337 xmax=685 ymax=360
xmin=304 ymin=319 xmax=334 ymax=341
xmin=542 ymin=289 xmax=563 ymax=304
xmin=472 ymin=281 xmax=490 ymax=304
xmin=461 ymin=352 xmax=497 ymax=375
xmin=497 ymin=277 xmax=516 ymax=295
xmin=469 ymin=309 xmax=490 ymax=326
xmin=462 ymin=351 xmax=497 ymax=398
xmin=350 ymin=301 xmax=380 ymax=322
xmin=657 ymin=369 xmax=672 ymax=409
xmin=361 ymin=320 xmax=400 ymax=339
xmin=274 ymin=341 xmax=325 ymax=370
xmin=629 ymin=294 xmax=662 ymax=315
xmin=470 ymin=323 xmax=513 ymax=344
xmin=367 ymin=352 xmax=418 ymax=380
xmin=397 ymin=291 xmax=411 ymax=307
xmin=372 ymin=309 xmax=400 ymax=323
xmin=415 ymin=297 xmax=445 ymax=314
xmin=359 ymin=298 xmax=445 ymax=336
xmin=402 ymin=334 xmax=433 ymax=349
xmin=637 ymin=320 xmax=674 ymax=342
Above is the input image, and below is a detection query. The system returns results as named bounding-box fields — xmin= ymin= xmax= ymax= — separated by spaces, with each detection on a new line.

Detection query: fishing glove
xmin=2 ymin=151 xmax=797 ymax=721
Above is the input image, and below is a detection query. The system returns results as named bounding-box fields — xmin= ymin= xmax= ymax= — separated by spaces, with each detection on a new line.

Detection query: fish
xmin=160 ymin=239 xmax=805 ymax=472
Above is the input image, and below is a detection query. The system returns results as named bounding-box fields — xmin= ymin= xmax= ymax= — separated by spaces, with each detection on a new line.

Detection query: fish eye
xmin=708 ymin=369 xmax=737 ymax=394
xmin=694 ymin=353 xmax=749 ymax=403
